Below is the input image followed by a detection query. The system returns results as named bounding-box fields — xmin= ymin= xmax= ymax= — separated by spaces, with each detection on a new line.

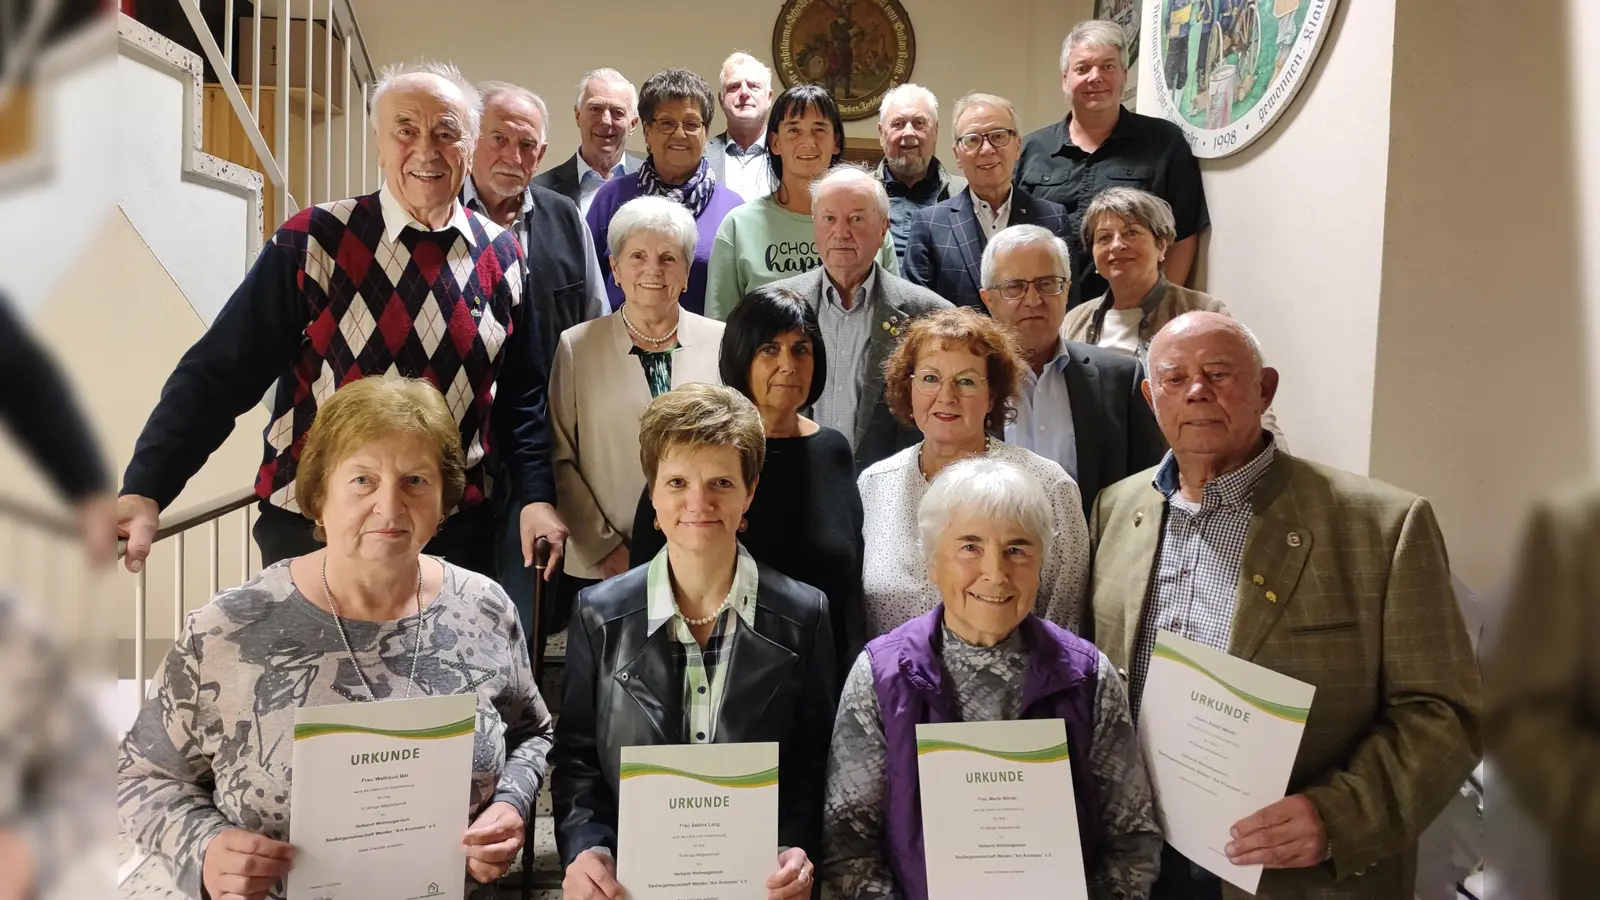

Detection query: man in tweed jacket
xmin=1086 ymin=311 xmax=1481 ymax=900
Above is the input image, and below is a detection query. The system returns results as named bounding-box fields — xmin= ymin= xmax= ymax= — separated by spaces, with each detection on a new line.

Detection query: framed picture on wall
xmin=1095 ymin=0 xmax=1141 ymax=105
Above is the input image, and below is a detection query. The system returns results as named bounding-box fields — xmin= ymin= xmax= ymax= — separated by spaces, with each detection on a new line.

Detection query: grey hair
xmin=575 ymin=67 xmax=638 ymax=114
xmin=477 ymin=80 xmax=549 ymax=143
xmin=951 ymin=91 xmax=1019 ymax=137
xmin=878 ymin=82 xmax=939 ymax=124
xmin=809 ymin=162 xmax=891 ymax=220
xmin=605 ymin=195 xmax=699 ymax=262
xmin=918 ymin=457 xmax=1054 ymax=572
xmin=1060 ymin=19 xmax=1128 ymax=72
xmin=980 ymin=225 xmax=1072 ymax=289
xmin=372 ymin=60 xmax=483 ymax=144
xmin=1079 ymin=186 xmax=1178 ymax=253
xmin=719 ymin=51 xmax=773 ymax=89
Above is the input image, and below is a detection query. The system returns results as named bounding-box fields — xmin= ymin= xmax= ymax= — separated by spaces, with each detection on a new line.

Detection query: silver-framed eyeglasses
xmin=911 ymin=370 xmax=988 ymax=397
xmin=991 ymin=275 xmax=1068 ymax=301
xmin=956 ymin=128 xmax=1017 ymax=152
xmin=650 ymin=118 xmax=705 ymax=137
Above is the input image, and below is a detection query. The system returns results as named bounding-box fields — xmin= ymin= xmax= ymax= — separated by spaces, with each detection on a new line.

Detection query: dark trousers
xmin=252 ymin=500 xmax=498 ymax=576
xmin=1151 ymin=843 xmax=1224 ymax=900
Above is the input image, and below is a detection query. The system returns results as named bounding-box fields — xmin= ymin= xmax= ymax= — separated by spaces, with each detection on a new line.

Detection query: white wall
xmin=1572 ymin=0 xmax=1600 ymax=470
xmin=1137 ymin=0 xmax=1396 ymax=476
xmin=351 ymin=0 xmax=1090 ymax=156
xmin=116 ymin=53 xmax=254 ymax=324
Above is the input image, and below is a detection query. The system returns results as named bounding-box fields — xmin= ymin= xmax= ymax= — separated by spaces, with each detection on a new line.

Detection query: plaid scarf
xmin=637 ymin=155 xmax=717 ymax=218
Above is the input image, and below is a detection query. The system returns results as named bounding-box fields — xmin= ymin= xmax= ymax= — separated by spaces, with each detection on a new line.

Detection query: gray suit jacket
xmin=533 ymin=151 xmax=644 ymax=205
xmin=767 ymin=264 xmax=952 ymax=472
xmin=705 ymin=132 xmax=730 ymax=184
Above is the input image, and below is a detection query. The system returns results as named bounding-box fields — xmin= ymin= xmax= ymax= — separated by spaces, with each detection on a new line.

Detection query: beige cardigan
xmin=549 ymin=310 xmax=725 ymax=579
xmin=1061 ymin=279 xmax=1285 ymax=445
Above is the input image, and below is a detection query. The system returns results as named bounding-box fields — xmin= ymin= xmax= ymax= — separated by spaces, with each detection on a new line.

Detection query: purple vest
xmin=866 ymin=607 xmax=1103 ymax=900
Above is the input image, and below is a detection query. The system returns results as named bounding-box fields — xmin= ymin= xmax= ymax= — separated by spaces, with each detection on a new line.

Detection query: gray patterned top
xmin=0 ymin=594 xmax=110 ymax=897
xmin=116 ymin=559 xmax=553 ymax=900
xmin=820 ymin=622 xmax=1162 ymax=900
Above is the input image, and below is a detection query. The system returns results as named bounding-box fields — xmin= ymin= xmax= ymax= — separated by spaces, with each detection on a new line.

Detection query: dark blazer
xmin=767 ymin=265 xmax=953 ymax=473
xmin=1058 ymin=340 xmax=1167 ymax=517
xmin=902 ymin=187 xmax=1068 ymax=310
xmin=532 ymin=150 xmax=645 ymax=206
xmin=550 ymin=562 xmax=838 ymax=871
xmin=705 ymin=131 xmax=731 ymax=183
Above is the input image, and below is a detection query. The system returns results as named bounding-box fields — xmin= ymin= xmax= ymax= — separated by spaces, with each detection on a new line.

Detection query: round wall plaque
xmin=772 ymin=0 xmax=916 ymax=122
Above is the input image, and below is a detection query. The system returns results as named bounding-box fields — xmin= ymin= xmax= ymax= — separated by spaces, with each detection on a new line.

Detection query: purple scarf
xmin=637 ymin=156 xmax=717 ymax=218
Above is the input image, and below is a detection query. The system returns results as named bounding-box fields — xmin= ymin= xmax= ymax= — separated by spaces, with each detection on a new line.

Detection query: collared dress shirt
xmin=643 ymin=543 xmax=760 ymax=744
xmin=812 ymin=268 xmax=878 ymax=448
xmin=1005 ymin=339 xmax=1078 ymax=481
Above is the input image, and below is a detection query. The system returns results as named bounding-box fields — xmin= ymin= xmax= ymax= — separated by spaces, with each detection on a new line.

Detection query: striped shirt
xmin=1128 ymin=436 xmax=1278 ymax=715
xmin=812 ymin=268 xmax=878 ymax=448
xmin=645 ymin=543 xmax=760 ymax=743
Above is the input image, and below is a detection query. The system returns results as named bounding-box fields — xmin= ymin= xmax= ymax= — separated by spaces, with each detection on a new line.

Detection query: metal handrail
xmin=0 ymin=494 xmax=75 ymax=540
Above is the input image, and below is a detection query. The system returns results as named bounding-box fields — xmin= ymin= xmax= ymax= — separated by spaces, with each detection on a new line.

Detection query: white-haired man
xmin=118 ymin=61 xmax=569 ymax=581
xmin=876 ymin=83 xmax=965 ymax=263
xmin=705 ymin=51 xmax=773 ymax=201
xmin=1018 ymin=20 xmax=1208 ymax=309
xmin=767 ymin=164 xmax=951 ymax=472
xmin=534 ymin=68 xmax=643 ymax=215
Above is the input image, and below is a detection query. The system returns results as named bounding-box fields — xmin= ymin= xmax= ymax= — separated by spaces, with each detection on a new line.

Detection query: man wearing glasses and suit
xmin=904 ymin=93 xmax=1068 ymax=311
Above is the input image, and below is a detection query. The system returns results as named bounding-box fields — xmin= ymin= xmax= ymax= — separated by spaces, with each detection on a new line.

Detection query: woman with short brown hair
xmin=858 ymin=307 xmax=1090 ymax=639
xmin=554 ymin=383 xmax=836 ymax=900
xmin=118 ymin=376 xmax=554 ymax=899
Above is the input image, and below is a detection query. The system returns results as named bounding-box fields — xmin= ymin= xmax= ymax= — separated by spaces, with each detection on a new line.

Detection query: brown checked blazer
xmin=1086 ymin=451 xmax=1482 ymax=900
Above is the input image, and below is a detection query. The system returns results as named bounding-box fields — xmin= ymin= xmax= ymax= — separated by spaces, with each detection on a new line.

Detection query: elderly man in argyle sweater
xmin=116 ymin=60 xmax=569 ymax=580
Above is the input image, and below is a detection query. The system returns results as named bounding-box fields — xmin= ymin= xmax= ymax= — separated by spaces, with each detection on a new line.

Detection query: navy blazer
xmin=902 ymin=187 xmax=1068 ymax=310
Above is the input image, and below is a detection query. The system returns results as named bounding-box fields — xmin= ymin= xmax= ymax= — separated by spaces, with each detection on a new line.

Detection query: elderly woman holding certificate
xmin=116 ymin=376 xmax=554 ymax=900
xmin=819 ymin=457 xmax=1162 ymax=900
xmin=553 ymin=383 xmax=837 ymax=900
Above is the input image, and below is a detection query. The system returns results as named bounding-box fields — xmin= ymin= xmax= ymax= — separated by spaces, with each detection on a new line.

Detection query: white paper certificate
xmin=286 ymin=693 xmax=477 ymax=900
xmin=915 ymin=719 xmax=1088 ymax=900
xmin=617 ymin=742 xmax=779 ymax=900
xmin=1138 ymin=631 xmax=1316 ymax=894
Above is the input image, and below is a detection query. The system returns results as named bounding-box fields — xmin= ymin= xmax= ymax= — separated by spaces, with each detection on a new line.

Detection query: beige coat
xmin=549 ymin=311 xmax=725 ymax=579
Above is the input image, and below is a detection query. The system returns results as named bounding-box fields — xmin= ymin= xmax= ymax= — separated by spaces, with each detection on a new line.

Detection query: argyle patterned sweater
xmin=121 ymin=191 xmax=554 ymax=515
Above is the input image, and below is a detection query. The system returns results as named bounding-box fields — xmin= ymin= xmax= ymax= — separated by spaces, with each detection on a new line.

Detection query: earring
xmin=738 ymin=516 xmax=749 ymax=533
xmin=652 ymin=517 xmax=661 ymax=531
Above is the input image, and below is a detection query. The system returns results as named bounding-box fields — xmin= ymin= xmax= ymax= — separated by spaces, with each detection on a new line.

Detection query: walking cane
xmin=521 ymin=536 xmax=551 ymax=900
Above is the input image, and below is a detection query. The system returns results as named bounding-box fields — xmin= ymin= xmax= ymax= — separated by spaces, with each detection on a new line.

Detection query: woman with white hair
xmin=820 ymin=456 xmax=1162 ymax=900
xmin=551 ymin=196 xmax=726 ymax=598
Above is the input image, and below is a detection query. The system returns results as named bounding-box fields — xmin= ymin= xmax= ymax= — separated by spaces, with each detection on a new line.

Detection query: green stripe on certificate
xmin=293 ymin=716 xmax=477 ymax=741
xmin=914 ymin=740 xmax=1071 ymax=764
xmin=1152 ymin=640 xmax=1311 ymax=723
xmin=617 ymin=763 xmax=780 ymax=788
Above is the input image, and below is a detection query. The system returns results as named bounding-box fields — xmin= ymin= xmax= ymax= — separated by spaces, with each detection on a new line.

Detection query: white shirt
xmin=857 ymin=440 xmax=1090 ymax=638
xmin=378 ymin=182 xmax=475 ymax=245
xmin=1098 ymin=307 xmax=1145 ymax=356
xmin=575 ymin=151 xmax=625 ymax=217
xmin=972 ymin=188 xmax=1014 ymax=239
xmin=720 ymin=133 xmax=771 ymax=202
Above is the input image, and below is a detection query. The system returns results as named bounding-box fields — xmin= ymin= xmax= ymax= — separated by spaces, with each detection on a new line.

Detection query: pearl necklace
xmin=620 ymin=305 xmax=679 ymax=346
xmin=676 ymin=596 xmax=731 ymax=627
xmin=322 ymin=556 xmax=424 ymax=701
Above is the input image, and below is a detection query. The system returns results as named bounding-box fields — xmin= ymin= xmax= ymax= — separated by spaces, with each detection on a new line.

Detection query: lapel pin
xmin=1251 ymin=574 xmax=1265 ymax=586
xmin=1287 ymin=532 xmax=1302 ymax=547
xmin=890 ymin=327 xmax=901 ymax=336
xmin=1133 ymin=511 xmax=1143 ymax=526
xmin=881 ymin=321 xmax=891 ymax=331
xmin=1265 ymin=590 xmax=1278 ymax=603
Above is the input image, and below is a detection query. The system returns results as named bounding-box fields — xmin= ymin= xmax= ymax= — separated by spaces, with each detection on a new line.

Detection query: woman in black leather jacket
xmin=552 ymin=383 xmax=838 ymax=900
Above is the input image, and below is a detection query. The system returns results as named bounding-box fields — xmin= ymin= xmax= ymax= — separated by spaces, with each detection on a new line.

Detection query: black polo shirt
xmin=881 ymin=156 xmax=956 ymax=264
xmin=1016 ymin=108 xmax=1208 ymax=308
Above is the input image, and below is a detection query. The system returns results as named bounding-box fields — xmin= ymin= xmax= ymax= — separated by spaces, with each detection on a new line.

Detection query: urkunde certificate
xmin=286 ymin=693 xmax=478 ymax=900
xmin=915 ymin=719 xmax=1088 ymax=900
xmin=617 ymin=742 xmax=779 ymax=900
xmin=1138 ymin=631 xmax=1316 ymax=894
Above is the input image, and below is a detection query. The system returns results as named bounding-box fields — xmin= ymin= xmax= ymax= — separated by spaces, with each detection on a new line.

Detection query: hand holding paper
xmin=463 ymin=801 xmax=525 ymax=884
xmin=562 ymin=849 xmax=623 ymax=900
xmin=765 ymin=847 xmax=814 ymax=900
xmin=1225 ymin=794 xmax=1327 ymax=868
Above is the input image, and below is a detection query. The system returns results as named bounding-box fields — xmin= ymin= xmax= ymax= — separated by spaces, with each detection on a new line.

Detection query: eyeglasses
xmin=649 ymin=118 xmax=705 ymax=137
xmin=955 ymin=128 xmax=1017 ymax=152
xmin=911 ymin=370 xmax=988 ymax=397
xmin=990 ymin=275 xmax=1068 ymax=301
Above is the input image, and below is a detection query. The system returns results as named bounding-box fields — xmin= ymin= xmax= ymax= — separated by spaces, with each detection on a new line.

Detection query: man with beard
xmin=534 ymin=68 xmax=643 ymax=217
xmin=875 ymin=83 xmax=964 ymax=264
xmin=705 ymin=52 xmax=774 ymax=201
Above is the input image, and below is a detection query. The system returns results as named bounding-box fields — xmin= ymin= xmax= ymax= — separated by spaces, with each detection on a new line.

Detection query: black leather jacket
xmin=551 ymin=561 xmax=839 ymax=872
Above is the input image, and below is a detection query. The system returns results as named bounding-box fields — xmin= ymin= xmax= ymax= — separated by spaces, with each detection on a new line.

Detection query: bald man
xmin=1086 ymin=312 xmax=1481 ymax=900
xmin=118 ymin=61 xmax=569 ymax=579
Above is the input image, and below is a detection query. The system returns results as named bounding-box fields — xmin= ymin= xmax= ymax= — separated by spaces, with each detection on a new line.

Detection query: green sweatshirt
xmin=703 ymin=195 xmax=900 ymax=320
